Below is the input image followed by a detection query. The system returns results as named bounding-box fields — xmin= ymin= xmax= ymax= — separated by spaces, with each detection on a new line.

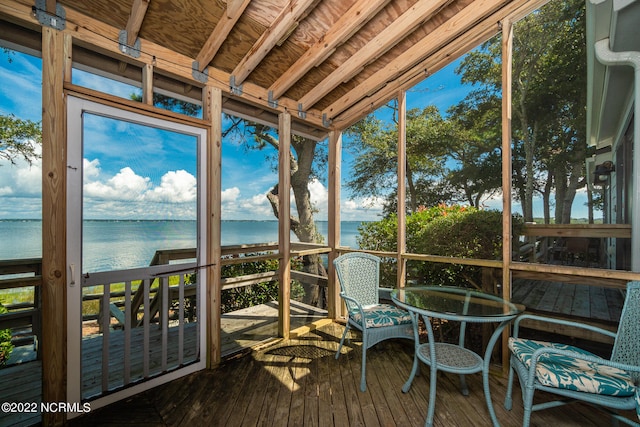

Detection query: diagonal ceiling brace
xmin=34 ymin=0 xmax=65 ymax=30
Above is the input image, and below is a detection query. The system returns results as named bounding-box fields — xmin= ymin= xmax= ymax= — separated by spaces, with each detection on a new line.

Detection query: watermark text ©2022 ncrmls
xmin=2 ymin=401 xmax=91 ymax=414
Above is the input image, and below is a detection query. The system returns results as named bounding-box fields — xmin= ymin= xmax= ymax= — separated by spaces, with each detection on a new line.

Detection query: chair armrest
xmin=512 ymin=313 xmax=617 ymax=341
xmin=339 ymin=292 xmax=365 ymax=316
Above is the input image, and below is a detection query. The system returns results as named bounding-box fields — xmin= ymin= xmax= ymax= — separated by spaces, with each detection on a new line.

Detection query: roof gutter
xmin=594 ymin=38 xmax=640 ymax=271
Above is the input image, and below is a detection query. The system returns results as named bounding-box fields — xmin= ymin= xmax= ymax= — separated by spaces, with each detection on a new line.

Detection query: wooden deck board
xmin=66 ymin=322 xmax=638 ymax=427
xmin=512 ymin=279 xmax=623 ymax=324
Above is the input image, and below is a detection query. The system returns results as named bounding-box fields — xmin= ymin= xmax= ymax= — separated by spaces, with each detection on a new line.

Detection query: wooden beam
xmin=330 ymin=0 xmax=548 ymax=127
xmin=327 ymin=129 xmax=341 ymax=319
xmin=298 ymin=0 xmax=452 ymax=110
xmin=231 ymin=0 xmax=317 ymax=86
xmin=397 ymin=90 xmax=406 ymax=289
xmin=324 ymin=0 xmax=510 ymax=119
xmin=125 ymin=0 xmax=150 ymax=46
xmin=195 ymin=0 xmax=252 ymax=72
xmin=501 ymin=16 xmax=514 ymax=375
xmin=278 ymin=111 xmax=292 ymax=339
xmin=204 ymin=85 xmax=223 ymax=367
xmin=41 ymin=26 xmax=67 ymax=427
xmin=269 ymin=0 xmax=390 ymax=100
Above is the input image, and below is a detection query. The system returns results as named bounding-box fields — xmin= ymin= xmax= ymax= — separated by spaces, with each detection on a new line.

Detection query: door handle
xmin=69 ymin=263 xmax=76 ymax=286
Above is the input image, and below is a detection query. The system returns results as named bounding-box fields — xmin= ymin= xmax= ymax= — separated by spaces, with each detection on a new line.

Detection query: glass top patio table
xmin=391 ymin=286 xmax=522 ymax=321
xmin=391 ymin=286 xmax=523 ymax=427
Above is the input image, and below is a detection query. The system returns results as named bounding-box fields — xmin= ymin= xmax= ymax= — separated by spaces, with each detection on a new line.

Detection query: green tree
xmin=346 ymin=105 xmax=454 ymax=215
xmin=456 ymin=0 xmax=587 ymax=223
xmin=223 ymin=118 xmax=328 ymax=307
xmin=0 ymin=115 xmax=41 ymax=165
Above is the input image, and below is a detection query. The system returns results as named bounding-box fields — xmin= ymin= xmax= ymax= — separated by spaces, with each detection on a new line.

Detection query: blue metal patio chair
xmin=333 ymin=252 xmax=414 ymax=392
xmin=505 ymin=281 xmax=640 ymax=426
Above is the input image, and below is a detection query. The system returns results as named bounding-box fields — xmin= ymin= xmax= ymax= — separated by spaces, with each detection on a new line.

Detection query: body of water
xmin=0 ymin=219 xmax=365 ymax=272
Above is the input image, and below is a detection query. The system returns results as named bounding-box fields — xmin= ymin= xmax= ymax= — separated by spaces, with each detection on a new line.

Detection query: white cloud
xmin=146 ymin=170 xmax=196 ymax=203
xmin=84 ymin=166 xmax=150 ymax=201
xmin=221 ymin=187 xmax=240 ymax=202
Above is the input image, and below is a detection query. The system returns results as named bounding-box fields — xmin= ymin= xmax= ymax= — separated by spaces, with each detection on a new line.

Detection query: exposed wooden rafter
xmin=324 ymin=0 xmax=510 ymax=123
xmin=230 ymin=0 xmax=318 ymax=86
xmin=125 ymin=0 xmax=150 ymax=46
xmin=298 ymin=0 xmax=454 ymax=110
xmin=268 ymin=0 xmax=390 ymax=100
xmin=195 ymin=0 xmax=252 ymax=72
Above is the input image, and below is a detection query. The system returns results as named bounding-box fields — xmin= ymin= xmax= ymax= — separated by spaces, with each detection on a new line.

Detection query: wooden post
xmin=397 ymin=91 xmax=407 ymax=288
xmin=204 ymin=86 xmax=222 ymax=367
xmin=501 ymin=18 xmax=514 ymax=373
xmin=142 ymin=64 xmax=154 ymax=105
xmin=327 ymin=129 xmax=342 ymax=319
xmin=278 ymin=112 xmax=291 ymax=338
xmin=41 ymin=26 xmax=67 ymax=426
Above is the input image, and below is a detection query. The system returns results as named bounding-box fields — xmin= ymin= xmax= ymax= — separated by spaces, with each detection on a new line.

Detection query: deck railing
xmin=0 ymin=241 xmax=332 ymax=367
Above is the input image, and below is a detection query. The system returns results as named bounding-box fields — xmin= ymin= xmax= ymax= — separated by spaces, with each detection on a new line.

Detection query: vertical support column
xmin=142 ymin=63 xmax=154 ymax=105
xmin=397 ymin=91 xmax=407 ymax=288
xmin=278 ymin=112 xmax=292 ymax=338
xmin=41 ymin=27 xmax=67 ymax=426
xmin=204 ymin=86 xmax=222 ymax=367
xmin=327 ymin=129 xmax=342 ymax=319
xmin=501 ymin=18 xmax=514 ymax=373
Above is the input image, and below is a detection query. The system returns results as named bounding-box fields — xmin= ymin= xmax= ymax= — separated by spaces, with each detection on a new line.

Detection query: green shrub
xmin=358 ymin=205 xmax=523 ymax=288
xmin=0 ymin=303 xmax=14 ymax=366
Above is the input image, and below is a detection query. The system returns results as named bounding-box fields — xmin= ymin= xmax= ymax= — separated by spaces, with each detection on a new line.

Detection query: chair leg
xmin=360 ymin=330 xmax=368 ymax=392
xmin=522 ymin=383 xmax=535 ymax=427
xmin=504 ymin=358 xmax=515 ymax=410
xmin=335 ymin=323 xmax=350 ymax=359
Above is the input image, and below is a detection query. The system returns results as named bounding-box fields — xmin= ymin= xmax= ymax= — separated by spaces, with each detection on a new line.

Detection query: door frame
xmin=66 ymin=96 xmax=208 ymax=413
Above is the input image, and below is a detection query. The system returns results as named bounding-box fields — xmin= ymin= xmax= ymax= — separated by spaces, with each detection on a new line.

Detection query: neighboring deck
xmin=67 ymin=322 xmax=637 ymax=427
xmin=512 ymin=279 xmax=625 ymax=324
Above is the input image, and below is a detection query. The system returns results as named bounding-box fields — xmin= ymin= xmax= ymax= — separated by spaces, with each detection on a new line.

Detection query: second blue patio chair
xmin=333 ymin=252 xmax=414 ymax=392
xmin=505 ymin=281 xmax=640 ymax=426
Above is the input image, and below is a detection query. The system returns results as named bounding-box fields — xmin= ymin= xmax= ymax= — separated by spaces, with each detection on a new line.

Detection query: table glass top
xmin=391 ymin=286 xmax=523 ymax=318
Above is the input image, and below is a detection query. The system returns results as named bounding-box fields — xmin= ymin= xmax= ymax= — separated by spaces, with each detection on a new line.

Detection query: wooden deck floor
xmin=0 ymin=300 xmax=327 ymax=427
xmin=67 ymin=322 xmax=638 ymax=427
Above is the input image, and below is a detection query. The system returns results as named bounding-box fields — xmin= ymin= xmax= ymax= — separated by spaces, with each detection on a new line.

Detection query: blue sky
xmin=0 ymin=46 xmax=593 ymax=221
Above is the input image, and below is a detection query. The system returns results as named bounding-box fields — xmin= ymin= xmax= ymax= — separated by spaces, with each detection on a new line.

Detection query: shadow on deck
xmin=66 ymin=322 xmax=637 ymax=427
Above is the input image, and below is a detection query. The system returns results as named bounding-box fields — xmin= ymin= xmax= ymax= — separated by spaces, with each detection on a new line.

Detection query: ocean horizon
xmin=0 ymin=219 xmax=367 ymax=273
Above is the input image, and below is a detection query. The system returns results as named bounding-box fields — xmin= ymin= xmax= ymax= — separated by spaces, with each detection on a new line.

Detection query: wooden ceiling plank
xmin=231 ymin=0 xmax=318 ymax=86
xmin=323 ymin=0 xmax=510 ymax=121
xmin=333 ymin=0 xmax=550 ymax=129
xmin=297 ymin=0 xmax=453 ymax=110
xmin=0 ymin=0 xmax=327 ymax=128
xmin=125 ymin=0 xmax=150 ymax=46
xmin=195 ymin=0 xmax=252 ymax=72
xmin=268 ymin=0 xmax=390 ymax=100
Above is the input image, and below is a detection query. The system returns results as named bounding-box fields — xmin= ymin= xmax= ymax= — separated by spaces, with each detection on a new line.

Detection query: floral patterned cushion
xmin=350 ymin=304 xmax=412 ymax=328
xmin=509 ymin=337 xmax=636 ymax=397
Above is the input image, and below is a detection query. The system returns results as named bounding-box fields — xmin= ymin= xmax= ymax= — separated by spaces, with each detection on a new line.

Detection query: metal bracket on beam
xmin=297 ymin=103 xmax=306 ymax=119
xmin=118 ymin=30 xmax=141 ymax=58
xmin=268 ymin=91 xmax=278 ymax=108
xmin=191 ymin=61 xmax=209 ymax=84
xmin=230 ymin=76 xmax=243 ymax=96
xmin=34 ymin=0 xmax=65 ymax=30
xmin=322 ymin=114 xmax=331 ymax=128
